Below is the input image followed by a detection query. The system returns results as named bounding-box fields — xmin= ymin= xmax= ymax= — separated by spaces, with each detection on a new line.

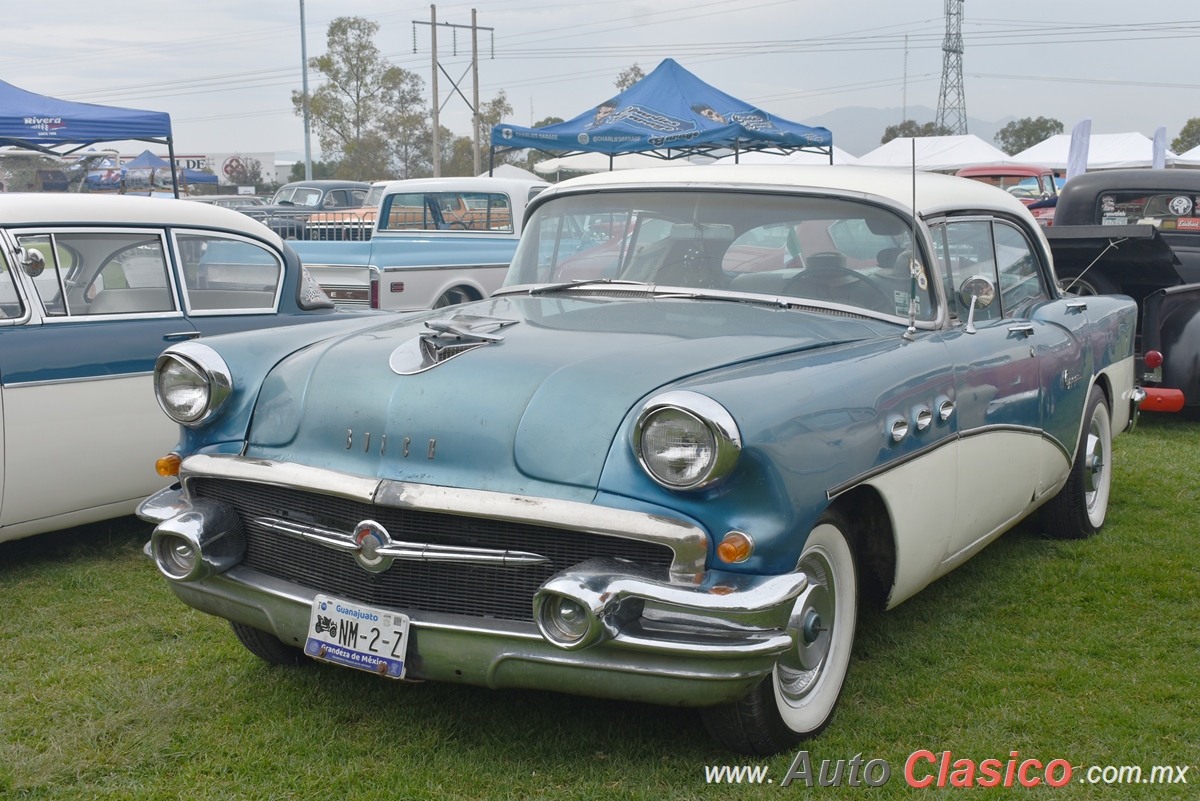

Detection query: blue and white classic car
xmin=140 ymin=166 xmax=1142 ymax=753
xmin=289 ymin=176 xmax=547 ymax=309
xmin=0 ymin=193 xmax=361 ymax=544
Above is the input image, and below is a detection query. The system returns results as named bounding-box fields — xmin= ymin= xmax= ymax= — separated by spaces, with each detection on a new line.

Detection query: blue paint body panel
xmin=290 ymin=236 xmax=519 ymax=272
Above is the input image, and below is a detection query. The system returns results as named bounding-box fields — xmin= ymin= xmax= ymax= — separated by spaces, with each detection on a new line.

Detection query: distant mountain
xmin=804 ymin=105 xmax=1016 ymax=157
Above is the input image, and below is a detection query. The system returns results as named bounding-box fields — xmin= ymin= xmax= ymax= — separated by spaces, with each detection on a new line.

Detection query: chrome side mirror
xmin=958 ymin=274 xmax=996 ymax=335
xmin=19 ymin=248 xmax=46 ymax=278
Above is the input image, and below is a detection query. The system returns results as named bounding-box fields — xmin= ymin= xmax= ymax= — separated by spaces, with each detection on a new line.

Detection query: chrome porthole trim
xmin=632 ymin=390 xmax=742 ymax=491
xmin=154 ymin=341 xmax=234 ymax=427
xmin=914 ymin=407 xmax=933 ymax=432
xmin=889 ymin=416 xmax=909 ymax=442
xmin=937 ymin=397 xmax=955 ymax=422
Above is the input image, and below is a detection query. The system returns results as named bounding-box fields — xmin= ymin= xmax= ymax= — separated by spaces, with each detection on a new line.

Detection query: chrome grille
xmin=191 ymin=478 xmax=675 ymax=622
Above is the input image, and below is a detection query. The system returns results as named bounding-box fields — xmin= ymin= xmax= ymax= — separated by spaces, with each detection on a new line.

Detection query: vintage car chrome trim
xmin=1126 ymin=386 xmax=1148 ymax=432
xmin=377 ymin=262 xmax=511 ymax=273
xmin=154 ymin=342 xmax=234 ymax=426
xmin=2 ymin=370 xmax=154 ymax=389
xmin=256 ymin=516 xmax=551 ymax=566
xmin=178 ymin=454 xmax=709 ymax=579
xmin=827 ymin=424 xmax=1071 ymax=500
xmin=534 ymin=558 xmax=806 ymax=652
xmin=137 ymin=485 xmax=189 ymax=524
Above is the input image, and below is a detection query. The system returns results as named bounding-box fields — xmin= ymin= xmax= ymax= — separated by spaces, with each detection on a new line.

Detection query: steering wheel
xmin=445 ymin=220 xmax=471 ymax=230
xmin=784 ymin=263 xmax=893 ymax=313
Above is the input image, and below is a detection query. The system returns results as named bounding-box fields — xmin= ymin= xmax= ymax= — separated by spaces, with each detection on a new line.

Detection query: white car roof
xmin=0 ymin=193 xmax=283 ymax=246
xmin=542 ymin=164 xmax=1035 ymax=220
xmin=377 ymin=176 xmax=548 ymax=195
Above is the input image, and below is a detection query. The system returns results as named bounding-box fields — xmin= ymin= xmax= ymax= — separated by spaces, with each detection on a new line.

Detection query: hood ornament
xmin=390 ymin=313 xmax=518 ymax=375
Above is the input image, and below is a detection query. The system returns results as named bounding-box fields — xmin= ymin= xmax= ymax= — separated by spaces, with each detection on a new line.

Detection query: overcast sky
xmin=3 ymin=1 xmax=1197 ymax=160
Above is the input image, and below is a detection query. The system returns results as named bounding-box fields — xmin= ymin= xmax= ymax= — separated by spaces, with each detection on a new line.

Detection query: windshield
xmin=271 ymin=186 xmax=322 ymax=206
xmin=364 ymin=185 xmax=385 ymax=207
xmin=506 ymin=190 xmax=936 ymax=320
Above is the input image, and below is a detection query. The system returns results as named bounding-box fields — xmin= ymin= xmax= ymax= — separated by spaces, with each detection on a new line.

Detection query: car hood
xmin=244 ymin=294 xmax=893 ymax=498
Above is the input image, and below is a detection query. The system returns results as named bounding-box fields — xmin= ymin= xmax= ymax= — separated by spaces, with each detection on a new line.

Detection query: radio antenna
xmin=903 ymin=138 xmax=919 ymax=341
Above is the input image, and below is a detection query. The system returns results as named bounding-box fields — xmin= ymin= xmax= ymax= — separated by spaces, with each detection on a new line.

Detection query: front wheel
xmin=700 ymin=510 xmax=858 ymax=754
xmin=1041 ymin=385 xmax=1113 ymax=539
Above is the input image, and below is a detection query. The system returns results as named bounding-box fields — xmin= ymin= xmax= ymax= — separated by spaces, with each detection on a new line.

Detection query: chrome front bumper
xmin=138 ymin=456 xmax=808 ymax=706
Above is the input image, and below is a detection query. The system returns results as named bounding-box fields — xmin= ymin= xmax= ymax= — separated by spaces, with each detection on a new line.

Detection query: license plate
xmin=304 ymin=595 xmax=410 ymax=679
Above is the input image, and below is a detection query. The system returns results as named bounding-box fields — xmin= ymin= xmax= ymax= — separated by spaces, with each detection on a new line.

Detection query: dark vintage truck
xmin=1045 ymin=169 xmax=1200 ymax=413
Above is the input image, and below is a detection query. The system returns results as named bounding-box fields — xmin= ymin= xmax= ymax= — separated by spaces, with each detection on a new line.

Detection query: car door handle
xmin=162 ymin=331 xmax=201 ymax=341
xmin=1066 ymin=301 xmax=1087 ymax=313
xmin=1007 ymin=324 xmax=1035 ymax=338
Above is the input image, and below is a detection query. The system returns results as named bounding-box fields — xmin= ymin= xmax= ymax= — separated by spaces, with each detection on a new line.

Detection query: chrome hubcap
xmin=777 ymin=555 xmax=834 ymax=704
xmin=1084 ymin=426 xmax=1105 ymax=503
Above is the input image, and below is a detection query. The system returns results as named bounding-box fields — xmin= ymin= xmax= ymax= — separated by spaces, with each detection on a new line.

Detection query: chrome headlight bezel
xmin=632 ymin=390 xmax=742 ymax=491
xmin=153 ymin=342 xmax=233 ymax=427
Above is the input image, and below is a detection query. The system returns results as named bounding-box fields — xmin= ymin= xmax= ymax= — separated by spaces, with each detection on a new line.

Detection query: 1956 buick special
xmin=140 ymin=166 xmax=1141 ymax=754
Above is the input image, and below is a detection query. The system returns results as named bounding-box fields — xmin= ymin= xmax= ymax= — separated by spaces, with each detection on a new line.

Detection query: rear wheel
xmin=432 ymin=286 xmax=475 ymax=309
xmin=230 ymin=621 xmax=307 ymax=666
xmin=701 ymin=510 xmax=858 ymax=754
xmin=1041 ymin=385 xmax=1112 ymax=539
xmin=1062 ymin=271 xmax=1117 ymax=296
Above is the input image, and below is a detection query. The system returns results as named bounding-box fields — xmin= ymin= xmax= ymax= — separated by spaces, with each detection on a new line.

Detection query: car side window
xmin=16 ymin=232 xmax=174 ymax=317
xmin=176 ymin=233 xmax=282 ymax=312
xmin=0 ymin=246 xmax=25 ymax=319
xmin=940 ymin=221 xmax=999 ymax=323
xmin=993 ymin=222 xmax=1049 ymax=317
xmin=323 ymin=190 xmax=348 ymax=209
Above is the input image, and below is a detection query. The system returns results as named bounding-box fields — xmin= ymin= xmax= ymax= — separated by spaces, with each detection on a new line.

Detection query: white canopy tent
xmin=1009 ymin=132 xmax=1177 ymax=170
xmin=532 ymin=152 xmax=698 ymax=179
xmin=1174 ymin=144 xmax=1200 ymax=168
xmin=477 ymin=164 xmax=543 ymax=182
xmin=712 ymin=146 xmax=857 ymax=166
xmin=852 ymin=135 xmax=1010 ymax=173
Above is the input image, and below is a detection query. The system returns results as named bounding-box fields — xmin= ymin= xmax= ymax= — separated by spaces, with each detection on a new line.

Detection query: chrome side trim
xmin=3 ymin=370 xmax=154 ymax=389
xmin=256 ymin=516 xmax=551 ymax=566
xmin=827 ymin=424 xmax=1069 ymax=500
xmin=378 ymin=262 xmax=510 ymax=274
xmin=178 ymin=454 xmax=709 ymax=579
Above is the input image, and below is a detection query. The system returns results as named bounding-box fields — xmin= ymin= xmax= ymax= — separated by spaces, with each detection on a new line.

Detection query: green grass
xmin=1 ymin=416 xmax=1197 ymax=799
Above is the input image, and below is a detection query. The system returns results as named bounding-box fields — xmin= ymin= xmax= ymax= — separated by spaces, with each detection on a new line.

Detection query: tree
xmin=1172 ymin=118 xmax=1200 ymax=154
xmin=381 ymin=69 xmax=430 ymax=179
xmin=994 ymin=116 xmax=1063 ymax=155
xmin=438 ymin=91 xmax=518 ymax=176
xmin=293 ymin=17 xmax=425 ymax=181
xmin=615 ymin=63 xmax=645 ymax=92
xmin=880 ymin=120 xmax=950 ymax=144
xmin=288 ymin=160 xmax=341 ymax=182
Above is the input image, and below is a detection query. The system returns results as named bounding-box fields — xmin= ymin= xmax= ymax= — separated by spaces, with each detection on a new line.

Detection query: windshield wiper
xmin=527 ymin=278 xmax=653 ymax=295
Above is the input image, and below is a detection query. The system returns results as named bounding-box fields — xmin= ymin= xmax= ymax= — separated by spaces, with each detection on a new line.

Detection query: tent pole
xmin=168 ymin=137 xmax=179 ymax=198
xmin=609 ymin=154 xmax=613 ymax=172
xmin=489 ymin=145 xmax=494 ymax=176
xmin=829 ymin=146 xmax=833 ymax=165
xmin=735 ymin=139 xmax=740 ymax=165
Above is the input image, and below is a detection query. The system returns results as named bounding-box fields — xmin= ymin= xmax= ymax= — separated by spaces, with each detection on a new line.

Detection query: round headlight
xmin=157 ymin=357 xmax=210 ymax=423
xmin=640 ymin=408 xmax=716 ymax=486
xmin=153 ymin=343 xmax=233 ymax=427
xmin=634 ymin=391 xmax=742 ymax=491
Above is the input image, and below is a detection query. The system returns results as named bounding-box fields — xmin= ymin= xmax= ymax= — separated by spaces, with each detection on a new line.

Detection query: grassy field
xmin=1 ymin=415 xmax=1197 ymax=800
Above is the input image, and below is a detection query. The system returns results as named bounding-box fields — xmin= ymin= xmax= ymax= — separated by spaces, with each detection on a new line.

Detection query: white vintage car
xmin=0 ymin=194 xmax=362 ymax=543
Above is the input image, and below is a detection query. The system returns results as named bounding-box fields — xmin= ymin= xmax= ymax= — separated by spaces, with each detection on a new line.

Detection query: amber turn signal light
xmin=155 ymin=453 xmax=182 ymax=477
xmin=716 ymin=530 xmax=754 ymax=564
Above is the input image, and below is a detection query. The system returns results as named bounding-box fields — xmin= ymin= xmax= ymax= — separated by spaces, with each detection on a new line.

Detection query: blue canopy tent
xmin=120 ymin=149 xmax=217 ymax=193
xmin=489 ymin=59 xmax=832 ymax=173
xmin=0 ymin=79 xmax=181 ymax=196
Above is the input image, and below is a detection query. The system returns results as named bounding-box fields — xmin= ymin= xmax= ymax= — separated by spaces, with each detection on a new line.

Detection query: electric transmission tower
xmin=934 ymin=0 xmax=967 ymax=135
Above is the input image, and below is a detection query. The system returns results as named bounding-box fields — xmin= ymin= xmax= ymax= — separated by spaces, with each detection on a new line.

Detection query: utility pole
xmin=413 ymin=8 xmax=494 ymax=177
xmin=902 ymin=34 xmax=908 ymax=123
xmin=472 ymin=8 xmax=480 ymax=176
xmin=299 ymin=0 xmax=313 ymax=180
xmin=934 ymin=0 xmax=968 ymax=135
xmin=431 ymin=5 xmax=440 ymax=177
